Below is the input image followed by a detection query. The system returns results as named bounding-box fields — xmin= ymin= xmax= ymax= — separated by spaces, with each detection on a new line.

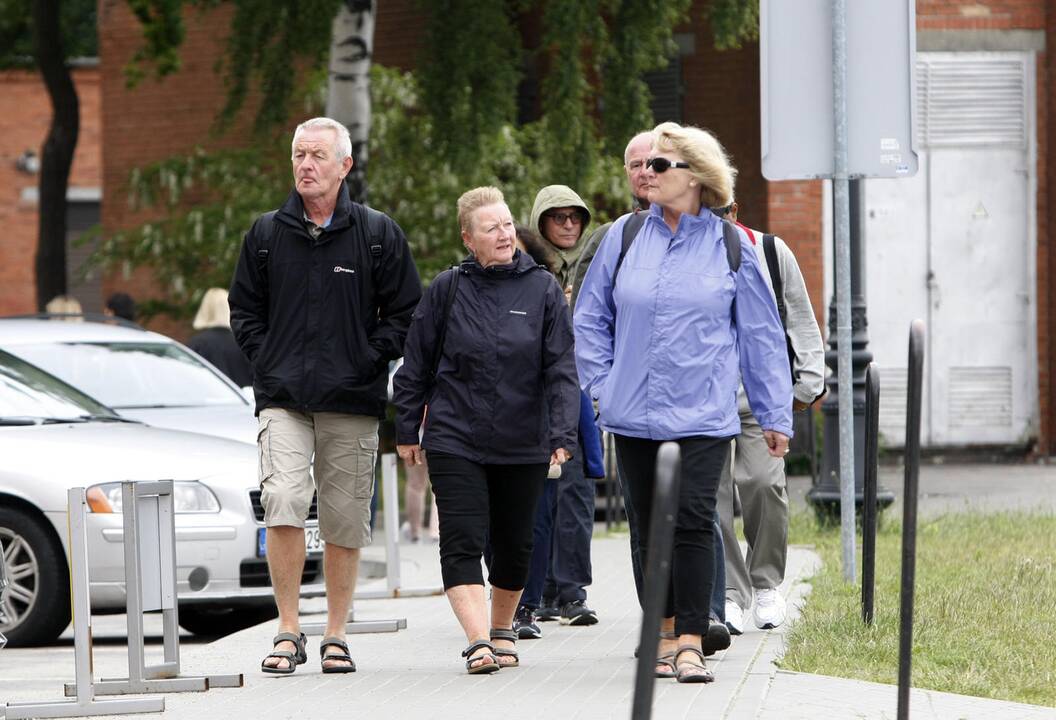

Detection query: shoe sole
xmin=516 ymin=628 xmax=542 ymax=640
xmin=725 ymin=622 xmax=743 ymax=636
xmin=560 ymin=614 xmax=599 ymax=626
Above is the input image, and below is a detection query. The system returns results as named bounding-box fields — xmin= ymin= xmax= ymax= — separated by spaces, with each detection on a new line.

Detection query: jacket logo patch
xmin=509 ymin=310 xmax=527 ymax=316
xmin=334 ymin=266 xmax=355 ymax=274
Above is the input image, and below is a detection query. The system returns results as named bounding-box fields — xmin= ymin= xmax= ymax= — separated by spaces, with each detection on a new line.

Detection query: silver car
xmin=0 ymin=349 xmax=324 ymax=646
xmin=0 ymin=317 xmax=256 ymax=444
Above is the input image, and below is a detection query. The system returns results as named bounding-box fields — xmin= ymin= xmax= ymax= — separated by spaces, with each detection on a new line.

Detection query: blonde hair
xmin=45 ymin=295 xmax=82 ymax=318
xmin=193 ymin=288 xmax=232 ymax=330
xmin=653 ymin=122 xmax=737 ymax=208
xmin=457 ymin=186 xmax=505 ymax=233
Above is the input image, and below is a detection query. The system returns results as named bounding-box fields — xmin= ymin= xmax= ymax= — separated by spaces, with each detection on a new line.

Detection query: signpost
xmin=761 ymin=0 xmax=917 ymax=581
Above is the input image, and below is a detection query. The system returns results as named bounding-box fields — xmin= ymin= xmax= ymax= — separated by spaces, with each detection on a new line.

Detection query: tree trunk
xmin=327 ymin=0 xmax=374 ymax=205
xmin=32 ymin=0 xmax=79 ymax=309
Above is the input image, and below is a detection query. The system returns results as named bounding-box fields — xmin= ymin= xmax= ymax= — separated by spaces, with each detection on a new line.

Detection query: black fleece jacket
xmin=229 ymin=186 xmax=422 ymax=417
xmin=392 ymin=250 xmax=579 ymax=465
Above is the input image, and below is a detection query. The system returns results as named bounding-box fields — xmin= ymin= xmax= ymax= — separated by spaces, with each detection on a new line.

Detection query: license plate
xmin=257 ymin=527 xmax=325 ymax=557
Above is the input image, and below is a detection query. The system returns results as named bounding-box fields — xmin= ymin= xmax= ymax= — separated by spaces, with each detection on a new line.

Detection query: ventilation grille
xmin=879 ymin=367 xmax=908 ymax=437
xmin=916 ymin=58 xmax=1026 ymax=149
xmin=948 ymin=366 xmax=1012 ymax=428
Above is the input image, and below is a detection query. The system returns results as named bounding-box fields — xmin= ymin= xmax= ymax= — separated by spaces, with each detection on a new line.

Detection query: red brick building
xmin=0 ymin=66 xmax=101 ymax=313
xmin=3 ymin=0 xmax=1050 ymax=452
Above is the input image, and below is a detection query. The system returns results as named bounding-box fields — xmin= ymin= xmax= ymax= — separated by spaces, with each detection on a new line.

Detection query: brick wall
xmin=918 ymin=0 xmax=1044 ymax=28
xmin=0 ymin=68 xmax=101 ymax=315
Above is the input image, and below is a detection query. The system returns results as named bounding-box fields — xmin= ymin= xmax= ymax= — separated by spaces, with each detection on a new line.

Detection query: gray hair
xmin=292 ymin=117 xmax=352 ymax=161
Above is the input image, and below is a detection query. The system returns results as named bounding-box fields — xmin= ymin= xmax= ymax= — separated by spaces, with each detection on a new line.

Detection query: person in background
xmin=104 ymin=292 xmax=136 ymax=322
xmin=716 ymin=201 xmax=825 ymax=635
xmin=188 ymin=288 xmax=253 ymax=388
xmin=45 ymin=295 xmax=82 ymax=321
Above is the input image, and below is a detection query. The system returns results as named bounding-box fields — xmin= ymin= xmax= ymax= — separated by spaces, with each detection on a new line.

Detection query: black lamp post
xmin=809 ymin=179 xmax=895 ymax=517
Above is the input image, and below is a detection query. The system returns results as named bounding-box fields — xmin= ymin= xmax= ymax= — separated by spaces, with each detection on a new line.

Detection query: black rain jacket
xmin=229 ymin=186 xmax=422 ymax=417
xmin=393 ymin=250 xmax=579 ymax=464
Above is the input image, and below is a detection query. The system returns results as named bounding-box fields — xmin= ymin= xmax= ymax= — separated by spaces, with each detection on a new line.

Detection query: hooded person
xmin=513 ymin=184 xmax=604 ymax=639
xmin=528 ymin=185 xmax=594 ymax=303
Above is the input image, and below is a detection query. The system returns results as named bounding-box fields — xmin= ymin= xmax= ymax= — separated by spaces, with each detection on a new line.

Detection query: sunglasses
xmin=646 ymin=157 xmax=691 ymax=173
xmin=546 ymin=211 xmax=584 ymax=226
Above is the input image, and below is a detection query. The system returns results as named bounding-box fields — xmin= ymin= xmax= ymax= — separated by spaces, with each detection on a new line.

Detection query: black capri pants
xmin=614 ymin=434 xmax=730 ymax=637
xmin=427 ymin=452 xmax=548 ymax=591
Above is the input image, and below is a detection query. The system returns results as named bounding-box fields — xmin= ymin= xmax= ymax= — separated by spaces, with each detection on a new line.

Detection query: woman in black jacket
xmin=393 ymin=186 xmax=579 ymax=675
xmin=188 ymin=288 xmax=252 ymax=388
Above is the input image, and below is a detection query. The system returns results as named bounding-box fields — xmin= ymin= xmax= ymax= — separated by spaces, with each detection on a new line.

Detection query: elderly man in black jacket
xmin=230 ymin=117 xmax=422 ymax=675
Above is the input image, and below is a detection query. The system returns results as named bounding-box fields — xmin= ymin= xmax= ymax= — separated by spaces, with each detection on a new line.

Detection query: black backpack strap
xmin=720 ymin=219 xmax=742 ymax=273
xmin=613 ymin=211 xmax=647 ymax=286
xmin=253 ymin=211 xmax=279 ymax=310
xmin=431 ymin=266 xmax=461 ymax=381
xmin=761 ymin=233 xmax=787 ymax=327
xmin=362 ymin=205 xmax=388 ymax=289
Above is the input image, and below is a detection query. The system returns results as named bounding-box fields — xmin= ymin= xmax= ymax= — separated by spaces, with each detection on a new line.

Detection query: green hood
xmin=529 ymin=185 xmax=592 ymax=286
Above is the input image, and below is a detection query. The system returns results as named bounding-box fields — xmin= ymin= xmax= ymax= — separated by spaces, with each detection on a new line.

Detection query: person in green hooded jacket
xmin=514 ymin=185 xmax=602 ymax=638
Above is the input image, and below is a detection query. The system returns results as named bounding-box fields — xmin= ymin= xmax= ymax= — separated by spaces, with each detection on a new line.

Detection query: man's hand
xmin=763 ymin=431 xmax=790 ymax=458
xmin=550 ymin=448 xmax=570 ymax=466
xmin=397 ymin=443 xmax=424 ymax=466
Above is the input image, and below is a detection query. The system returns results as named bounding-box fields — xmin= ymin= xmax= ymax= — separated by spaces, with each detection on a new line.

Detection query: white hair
xmin=624 ymin=131 xmax=655 ymax=165
xmin=292 ymin=117 xmax=352 ymax=161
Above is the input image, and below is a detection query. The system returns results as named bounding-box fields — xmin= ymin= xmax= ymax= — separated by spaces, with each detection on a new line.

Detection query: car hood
xmin=116 ymin=404 xmax=257 ymax=445
xmin=0 ymin=423 xmax=257 ymax=512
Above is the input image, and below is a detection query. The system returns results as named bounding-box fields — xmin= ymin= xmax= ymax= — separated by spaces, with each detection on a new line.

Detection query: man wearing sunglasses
xmin=716 ymin=201 xmax=825 ymax=635
xmin=514 ymin=185 xmax=602 ymax=636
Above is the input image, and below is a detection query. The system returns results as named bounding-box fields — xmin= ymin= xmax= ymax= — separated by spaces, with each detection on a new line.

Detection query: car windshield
xmin=11 ymin=341 xmax=246 ymax=409
xmin=0 ymin=349 xmax=114 ymax=421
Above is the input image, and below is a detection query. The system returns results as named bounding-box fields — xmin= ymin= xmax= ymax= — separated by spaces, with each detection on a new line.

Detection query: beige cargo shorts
xmin=257 ymin=408 xmax=379 ymax=549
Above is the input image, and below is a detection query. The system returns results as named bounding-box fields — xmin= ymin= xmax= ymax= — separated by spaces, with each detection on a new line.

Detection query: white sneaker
xmin=399 ymin=521 xmax=418 ymax=544
xmin=724 ymin=601 xmax=745 ymax=635
xmin=753 ymin=588 xmax=787 ymax=629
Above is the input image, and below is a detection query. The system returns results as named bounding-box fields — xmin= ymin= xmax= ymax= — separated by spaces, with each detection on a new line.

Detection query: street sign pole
xmin=831 ymin=0 xmax=856 ymax=582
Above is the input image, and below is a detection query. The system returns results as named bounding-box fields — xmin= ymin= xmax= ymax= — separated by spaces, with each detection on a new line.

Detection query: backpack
xmin=612 ymin=211 xmax=742 ymax=287
xmin=254 ymin=203 xmax=389 ymax=306
xmin=430 ymin=266 xmax=461 ymax=382
xmin=760 ymin=233 xmax=812 ymax=395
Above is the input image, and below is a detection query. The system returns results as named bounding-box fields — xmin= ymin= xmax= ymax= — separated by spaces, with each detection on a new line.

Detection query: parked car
xmin=0 ymin=349 xmax=324 ymax=646
xmin=0 ymin=316 xmax=256 ymax=444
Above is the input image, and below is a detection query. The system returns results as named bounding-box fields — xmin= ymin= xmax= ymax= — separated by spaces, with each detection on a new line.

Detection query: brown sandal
xmin=490 ymin=628 xmax=519 ymax=668
xmin=655 ymin=630 xmax=678 ymax=678
xmin=674 ymin=644 xmax=714 ymax=684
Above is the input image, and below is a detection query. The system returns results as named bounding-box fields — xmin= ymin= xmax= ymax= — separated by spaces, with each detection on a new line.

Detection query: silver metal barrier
xmin=301 ymin=453 xmax=436 ymax=636
xmin=2 ymin=488 xmax=164 ymax=719
xmin=63 ymin=480 xmax=243 ymax=696
xmin=0 ymin=538 xmax=8 ymax=651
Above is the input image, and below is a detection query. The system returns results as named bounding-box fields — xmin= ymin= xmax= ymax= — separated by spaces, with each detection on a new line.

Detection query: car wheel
xmin=0 ymin=507 xmax=71 ymax=646
xmin=178 ymin=603 xmax=277 ymax=637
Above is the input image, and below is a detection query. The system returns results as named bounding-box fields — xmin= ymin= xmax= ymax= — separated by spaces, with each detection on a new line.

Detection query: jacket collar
xmin=275 ymin=183 xmax=355 ymax=238
xmin=646 ymin=202 xmax=722 ymax=237
xmin=459 ymin=249 xmax=541 ymax=278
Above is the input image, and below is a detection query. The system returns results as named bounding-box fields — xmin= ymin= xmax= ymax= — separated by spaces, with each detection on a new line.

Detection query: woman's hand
xmin=397 ymin=443 xmax=425 ymax=466
xmin=763 ymin=431 xmax=790 ymax=458
xmin=550 ymin=448 xmax=570 ymax=466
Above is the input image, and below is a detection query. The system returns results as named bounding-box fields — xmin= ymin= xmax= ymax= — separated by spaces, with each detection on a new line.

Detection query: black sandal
xmin=320 ymin=636 xmax=357 ymax=674
xmin=490 ymin=627 xmax=519 ymax=668
xmin=462 ymin=639 xmax=500 ymax=675
xmin=261 ymin=631 xmax=307 ymax=675
xmin=674 ymin=644 xmax=714 ymax=684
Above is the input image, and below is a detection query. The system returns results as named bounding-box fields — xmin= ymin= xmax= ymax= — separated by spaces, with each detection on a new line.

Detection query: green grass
xmin=781 ymin=510 xmax=1056 ymax=707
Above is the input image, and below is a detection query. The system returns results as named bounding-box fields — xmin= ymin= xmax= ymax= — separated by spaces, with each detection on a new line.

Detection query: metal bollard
xmin=861 ymin=362 xmax=880 ymax=625
xmin=630 ymin=442 xmax=681 ymax=720
xmin=897 ymin=320 xmax=925 ymax=720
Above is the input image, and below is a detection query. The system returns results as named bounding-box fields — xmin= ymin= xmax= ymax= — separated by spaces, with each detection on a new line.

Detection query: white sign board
xmin=760 ymin=0 xmax=919 ymax=180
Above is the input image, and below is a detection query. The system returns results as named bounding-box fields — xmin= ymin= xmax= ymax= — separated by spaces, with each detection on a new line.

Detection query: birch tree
xmin=326 ymin=0 xmax=374 ymax=204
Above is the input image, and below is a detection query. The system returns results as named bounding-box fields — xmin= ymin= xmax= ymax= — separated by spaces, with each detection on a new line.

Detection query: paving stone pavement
xmin=3 ymin=463 xmax=1054 ymax=719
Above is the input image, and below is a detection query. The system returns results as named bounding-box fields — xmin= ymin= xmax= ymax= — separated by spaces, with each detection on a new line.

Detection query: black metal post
xmin=862 ymin=363 xmax=880 ymax=625
xmin=811 ymin=179 xmax=895 ymax=517
xmin=631 ymin=442 xmax=681 ymax=720
xmin=897 ymin=320 xmax=925 ymax=720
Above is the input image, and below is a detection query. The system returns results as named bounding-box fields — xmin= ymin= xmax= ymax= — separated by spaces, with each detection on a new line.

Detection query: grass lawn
xmin=781 ymin=510 xmax=1056 ymax=707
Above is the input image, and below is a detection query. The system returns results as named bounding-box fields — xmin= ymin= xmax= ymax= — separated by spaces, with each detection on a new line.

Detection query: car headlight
xmin=86 ymin=481 xmax=221 ymax=514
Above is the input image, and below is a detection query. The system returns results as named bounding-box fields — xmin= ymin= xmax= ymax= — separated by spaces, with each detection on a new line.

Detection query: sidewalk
xmin=2 ymin=464 xmax=1054 ymax=718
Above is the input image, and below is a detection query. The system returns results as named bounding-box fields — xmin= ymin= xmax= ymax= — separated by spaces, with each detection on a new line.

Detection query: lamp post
xmin=809 ymin=179 xmax=895 ymax=518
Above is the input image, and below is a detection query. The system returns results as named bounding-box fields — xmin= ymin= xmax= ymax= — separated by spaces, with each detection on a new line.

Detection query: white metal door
xmin=864 ymin=52 xmax=1037 ymax=447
